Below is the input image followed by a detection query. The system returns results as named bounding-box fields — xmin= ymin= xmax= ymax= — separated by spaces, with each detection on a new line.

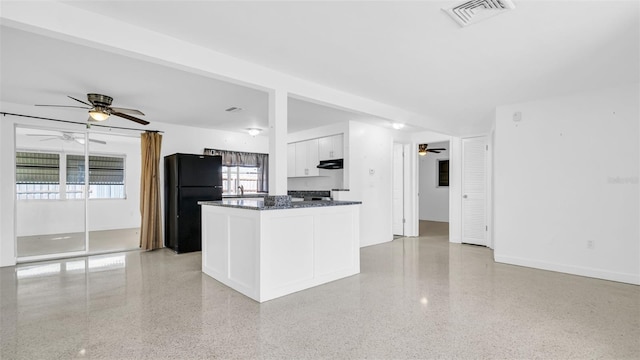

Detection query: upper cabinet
xmin=318 ymin=134 xmax=343 ymax=161
xmin=287 ymin=134 xmax=343 ymax=178
xmin=293 ymin=138 xmax=319 ymax=177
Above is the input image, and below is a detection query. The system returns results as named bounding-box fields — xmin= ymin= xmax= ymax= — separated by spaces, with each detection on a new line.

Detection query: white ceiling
xmin=2 ymin=1 xmax=638 ymax=136
xmin=0 ymin=26 xmax=379 ymax=134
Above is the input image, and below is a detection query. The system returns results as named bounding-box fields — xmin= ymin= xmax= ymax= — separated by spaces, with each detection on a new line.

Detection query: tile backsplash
xmin=287 ymin=169 xmax=343 ymax=191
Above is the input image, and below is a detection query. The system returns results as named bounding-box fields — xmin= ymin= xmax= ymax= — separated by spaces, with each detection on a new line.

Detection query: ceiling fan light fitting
xmin=89 ymin=109 xmax=109 ymax=121
xmin=418 ymin=144 xmax=428 ymax=156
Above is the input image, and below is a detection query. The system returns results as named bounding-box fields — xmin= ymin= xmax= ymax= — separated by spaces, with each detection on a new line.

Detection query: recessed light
xmin=247 ymin=128 xmax=261 ymax=136
xmin=391 ymin=122 xmax=405 ymax=130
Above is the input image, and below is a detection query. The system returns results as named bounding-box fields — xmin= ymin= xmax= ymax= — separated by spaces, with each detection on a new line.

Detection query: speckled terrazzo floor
xmin=1 ymin=221 xmax=639 ymax=359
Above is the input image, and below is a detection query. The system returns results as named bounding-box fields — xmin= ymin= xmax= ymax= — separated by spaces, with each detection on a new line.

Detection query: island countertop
xmin=198 ymin=198 xmax=361 ymax=210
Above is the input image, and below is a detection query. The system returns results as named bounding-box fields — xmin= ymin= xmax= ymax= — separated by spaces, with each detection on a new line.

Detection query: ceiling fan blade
xmin=112 ymin=111 xmax=150 ymax=125
xmin=427 ymin=150 xmax=441 ymax=153
xmin=68 ymin=95 xmax=93 ymax=107
xmin=27 ymin=134 xmax=57 ymax=137
xmin=88 ymin=138 xmax=107 ymax=145
xmin=35 ymin=104 xmax=91 ymax=109
xmin=39 ymin=137 xmax=58 ymax=142
xmin=429 ymin=148 xmax=446 ymax=151
xmin=109 ymin=107 xmax=145 ymax=116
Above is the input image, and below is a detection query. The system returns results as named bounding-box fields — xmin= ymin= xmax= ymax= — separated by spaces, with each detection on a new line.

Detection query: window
xmin=67 ymin=155 xmax=125 ymax=199
xmin=16 ymin=152 xmax=61 ymax=199
xmin=222 ymin=166 xmax=259 ymax=195
xmin=438 ymin=159 xmax=449 ymax=187
xmin=16 ymin=151 xmax=125 ymax=200
xmin=204 ymin=148 xmax=268 ymax=194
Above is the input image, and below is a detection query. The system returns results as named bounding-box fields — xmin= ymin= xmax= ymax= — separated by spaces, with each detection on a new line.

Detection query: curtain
xmin=140 ymin=131 xmax=163 ymax=250
xmin=203 ymin=149 xmax=269 ymax=192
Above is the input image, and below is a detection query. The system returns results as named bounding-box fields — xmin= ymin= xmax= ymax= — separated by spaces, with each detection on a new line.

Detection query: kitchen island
xmin=199 ymin=198 xmax=361 ymax=302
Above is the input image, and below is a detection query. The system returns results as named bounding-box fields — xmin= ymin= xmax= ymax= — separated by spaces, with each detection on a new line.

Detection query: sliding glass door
xmin=15 ymin=125 xmax=141 ymax=261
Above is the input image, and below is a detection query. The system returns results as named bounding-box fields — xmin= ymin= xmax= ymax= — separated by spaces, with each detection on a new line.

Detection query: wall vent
xmin=443 ymin=0 xmax=515 ymax=27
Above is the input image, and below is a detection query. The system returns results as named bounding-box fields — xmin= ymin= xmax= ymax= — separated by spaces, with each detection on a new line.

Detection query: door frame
xmin=392 ymin=142 xmax=410 ymax=236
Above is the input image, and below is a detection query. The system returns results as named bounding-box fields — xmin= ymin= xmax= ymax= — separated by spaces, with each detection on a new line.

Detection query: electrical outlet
xmin=587 ymin=240 xmax=594 ymax=249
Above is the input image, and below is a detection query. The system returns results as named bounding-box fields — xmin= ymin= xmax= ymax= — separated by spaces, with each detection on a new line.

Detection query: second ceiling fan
xmin=36 ymin=93 xmax=149 ymax=125
xmin=27 ymin=131 xmax=106 ymax=145
xmin=418 ymin=144 xmax=446 ymax=156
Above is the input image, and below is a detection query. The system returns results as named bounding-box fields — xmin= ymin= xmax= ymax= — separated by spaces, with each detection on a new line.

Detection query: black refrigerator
xmin=164 ymin=153 xmax=222 ymax=253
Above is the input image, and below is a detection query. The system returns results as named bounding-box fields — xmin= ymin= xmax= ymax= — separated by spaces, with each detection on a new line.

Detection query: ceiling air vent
xmin=443 ymin=0 xmax=515 ymax=27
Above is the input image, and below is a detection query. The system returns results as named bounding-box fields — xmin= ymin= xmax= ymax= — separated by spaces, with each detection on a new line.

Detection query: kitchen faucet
xmin=238 ymin=184 xmax=244 ymax=196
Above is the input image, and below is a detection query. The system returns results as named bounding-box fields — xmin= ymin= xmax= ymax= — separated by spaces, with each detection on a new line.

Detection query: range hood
xmin=317 ymin=159 xmax=343 ymax=170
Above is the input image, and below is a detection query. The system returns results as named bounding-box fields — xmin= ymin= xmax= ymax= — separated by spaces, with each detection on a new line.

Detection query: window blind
xmin=15 ymin=152 xmax=60 ymax=184
xmin=67 ymin=155 xmax=125 ymax=185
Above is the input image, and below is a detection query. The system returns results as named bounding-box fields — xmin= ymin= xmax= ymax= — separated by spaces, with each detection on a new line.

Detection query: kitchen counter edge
xmin=198 ymin=199 xmax=362 ymax=211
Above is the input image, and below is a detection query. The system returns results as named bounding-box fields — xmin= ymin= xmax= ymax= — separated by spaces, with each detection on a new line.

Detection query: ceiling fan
xmin=35 ymin=93 xmax=149 ymax=125
xmin=27 ymin=131 xmax=107 ymax=145
xmin=418 ymin=144 xmax=446 ymax=156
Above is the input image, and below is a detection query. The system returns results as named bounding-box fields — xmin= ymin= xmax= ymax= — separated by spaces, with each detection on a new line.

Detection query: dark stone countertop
xmin=199 ymin=198 xmax=362 ymax=211
xmin=287 ymin=190 xmax=331 ymax=198
xmin=222 ymin=193 xmax=268 ymax=199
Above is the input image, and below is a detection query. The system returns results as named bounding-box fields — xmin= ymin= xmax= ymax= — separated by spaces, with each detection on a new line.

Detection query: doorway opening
xmin=418 ymin=141 xmax=450 ymax=237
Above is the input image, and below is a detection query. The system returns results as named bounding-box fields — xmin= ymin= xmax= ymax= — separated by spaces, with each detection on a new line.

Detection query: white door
xmin=392 ymin=143 xmax=405 ymax=236
xmin=462 ymin=137 xmax=487 ymax=246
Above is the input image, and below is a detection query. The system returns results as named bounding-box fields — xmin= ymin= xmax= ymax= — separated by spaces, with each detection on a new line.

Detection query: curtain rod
xmin=1 ymin=112 xmax=163 ymax=133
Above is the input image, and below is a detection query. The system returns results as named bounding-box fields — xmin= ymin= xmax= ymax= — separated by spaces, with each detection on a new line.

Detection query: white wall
xmin=418 ymin=141 xmax=450 ymax=222
xmin=493 ymin=84 xmax=639 ymax=285
xmin=346 ymin=121 xmax=394 ymax=247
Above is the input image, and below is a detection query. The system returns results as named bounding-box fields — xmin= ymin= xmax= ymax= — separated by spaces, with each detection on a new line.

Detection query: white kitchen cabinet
xmin=201 ymin=201 xmax=361 ymax=303
xmin=318 ymin=134 xmax=344 ymax=161
xmin=292 ymin=139 xmax=319 ymax=177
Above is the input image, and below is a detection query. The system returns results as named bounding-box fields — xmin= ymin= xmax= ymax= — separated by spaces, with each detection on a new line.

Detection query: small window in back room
xmin=438 ymin=159 xmax=449 ymax=187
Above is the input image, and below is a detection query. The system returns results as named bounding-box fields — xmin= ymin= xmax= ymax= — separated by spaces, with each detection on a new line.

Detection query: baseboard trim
xmin=494 ymin=254 xmax=640 ymax=285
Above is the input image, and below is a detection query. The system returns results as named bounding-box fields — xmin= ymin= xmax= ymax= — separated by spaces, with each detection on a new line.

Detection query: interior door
xmin=462 ymin=137 xmax=487 ymax=246
xmin=392 ymin=143 xmax=405 ymax=236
